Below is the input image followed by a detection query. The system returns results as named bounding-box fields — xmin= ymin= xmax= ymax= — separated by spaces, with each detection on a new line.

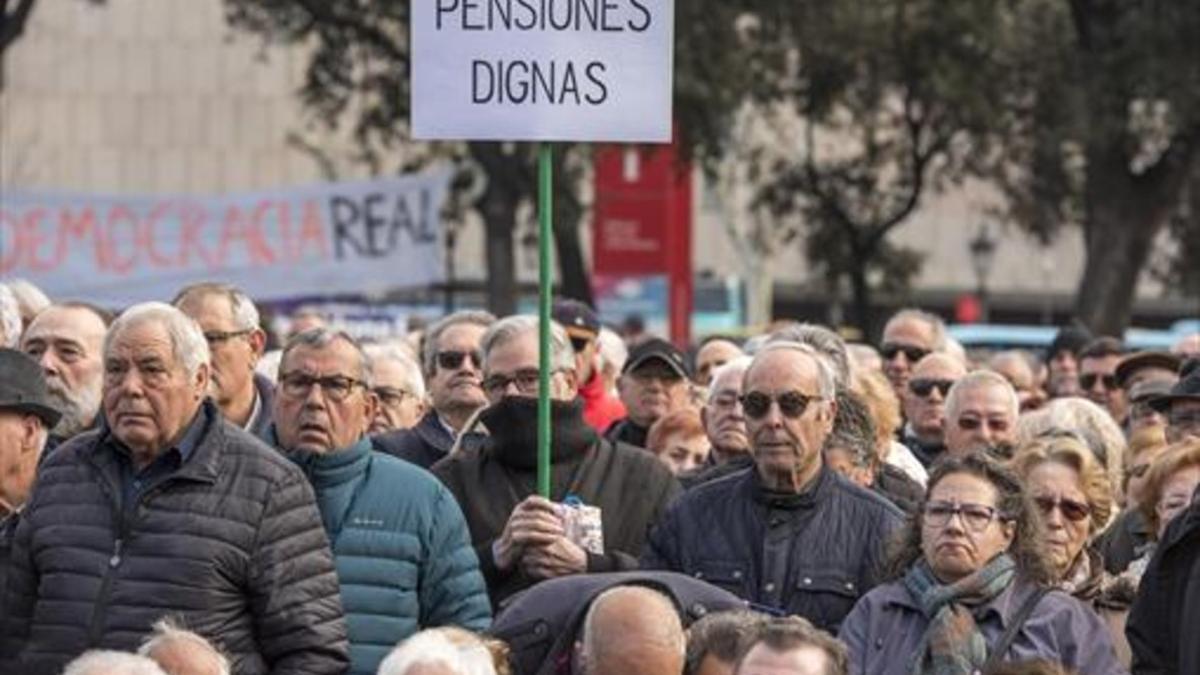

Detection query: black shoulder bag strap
xmin=980 ymin=586 xmax=1050 ymax=672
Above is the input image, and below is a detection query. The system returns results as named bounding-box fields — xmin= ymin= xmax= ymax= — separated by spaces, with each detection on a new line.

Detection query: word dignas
xmin=473 ymin=59 xmax=608 ymax=106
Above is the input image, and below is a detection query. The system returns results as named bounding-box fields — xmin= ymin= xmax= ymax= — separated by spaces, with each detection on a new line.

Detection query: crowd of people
xmin=0 ymin=278 xmax=1197 ymax=675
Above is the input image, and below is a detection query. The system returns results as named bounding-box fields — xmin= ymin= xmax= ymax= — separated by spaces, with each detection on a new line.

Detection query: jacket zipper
xmin=86 ymin=478 xmax=127 ymax=646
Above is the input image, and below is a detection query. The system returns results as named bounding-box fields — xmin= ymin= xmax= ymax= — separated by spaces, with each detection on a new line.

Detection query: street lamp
xmin=968 ymin=223 xmax=997 ymax=323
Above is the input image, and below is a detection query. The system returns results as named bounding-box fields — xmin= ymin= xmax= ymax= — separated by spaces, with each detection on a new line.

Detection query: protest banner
xmin=0 ymin=173 xmax=450 ymax=306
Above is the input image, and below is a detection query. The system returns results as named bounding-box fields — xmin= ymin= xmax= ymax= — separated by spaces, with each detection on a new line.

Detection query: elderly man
xmin=20 ymin=303 xmax=110 ymax=449
xmin=607 ymin=338 xmax=693 ymax=448
xmin=173 ymin=284 xmax=274 ymax=440
xmin=363 ymin=344 xmax=426 ymax=434
xmin=694 ymin=337 xmax=745 ymax=387
xmin=878 ymin=309 xmax=946 ymax=399
xmin=989 ymin=350 xmax=1045 ymax=412
xmin=1149 ymin=359 xmax=1200 ymax=443
xmin=642 ymin=342 xmax=903 ymax=632
xmin=1078 ymin=337 xmax=1128 ymax=424
xmin=679 ymin=357 xmax=753 ymax=490
xmin=433 ymin=316 xmax=680 ymax=605
xmin=942 ymin=370 xmax=1020 ymax=458
xmin=734 ymin=617 xmax=848 ymax=675
xmin=138 ymin=619 xmax=230 ymax=675
xmin=271 ymin=328 xmax=490 ymax=674
xmin=2 ymin=303 xmax=348 ymax=674
xmin=375 ymin=311 xmax=495 ymax=468
xmin=63 ymin=651 xmax=168 ymax=675
xmin=899 ymin=353 xmax=967 ymax=468
xmin=553 ymin=299 xmax=626 ymax=433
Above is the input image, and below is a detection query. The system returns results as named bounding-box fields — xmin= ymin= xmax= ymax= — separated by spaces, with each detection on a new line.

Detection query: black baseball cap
xmin=623 ymin=338 xmax=689 ymax=379
xmin=552 ymin=299 xmax=601 ymax=340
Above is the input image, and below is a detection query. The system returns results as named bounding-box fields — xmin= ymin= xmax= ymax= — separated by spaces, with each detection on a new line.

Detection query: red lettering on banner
xmin=246 ymin=201 xmax=279 ymax=265
xmin=177 ymin=201 xmax=216 ymax=268
xmin=20 ymin=209 xmax=56 ymax=272
xmin=139 ymin=202 xmax=175 ymax=268
xmin=298 ymin=200 xmax=330 ymax=258
xmin=0 ymin=210 xmax=21 ymax=274
xmin=57 ymin=207 xmax=102 ymax=270
xmin=217 ymin=203 xmax=276 ymax=267
xmin=103 ymin=206 xmax=139 ymax=275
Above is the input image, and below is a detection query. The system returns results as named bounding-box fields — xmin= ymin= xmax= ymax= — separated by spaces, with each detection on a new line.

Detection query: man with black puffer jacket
xmin=1 ymin=303 xmax=349 ymax=675
xmin=641 ymin=341 xmax=903 ymax=634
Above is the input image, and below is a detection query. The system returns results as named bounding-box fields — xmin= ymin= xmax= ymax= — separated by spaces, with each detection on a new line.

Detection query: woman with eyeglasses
xmin=1009 ymin=434 xmax=1133 ymax=666
xmin=1137 ymin=440 xmax=1200 ymax=549
xmin=838 ymin=452 xmax=1124 ymax=675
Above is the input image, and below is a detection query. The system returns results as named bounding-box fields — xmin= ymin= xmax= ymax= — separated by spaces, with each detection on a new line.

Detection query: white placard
xmin=412 ymin=0 xmax=675 ymax=143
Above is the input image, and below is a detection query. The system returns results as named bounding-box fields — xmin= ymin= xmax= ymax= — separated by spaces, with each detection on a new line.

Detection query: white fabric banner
xmin=0 ymin=173 xmax=450 ymax=306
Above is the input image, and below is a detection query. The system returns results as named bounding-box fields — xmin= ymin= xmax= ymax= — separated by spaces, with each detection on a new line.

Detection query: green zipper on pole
xmin=537 ymin=143 xmax=554 ymax=499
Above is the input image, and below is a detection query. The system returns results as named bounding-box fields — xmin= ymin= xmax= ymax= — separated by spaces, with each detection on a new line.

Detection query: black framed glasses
xmin=482 ymin=367 xmax=542 ymax=396
xmin=909 ymin=378 xmax=955 ymax=398
xmin=203 ymin=328 xmax=254 ymax=344
xmin=436 ymin=349 xmax=482 ymax=371
xmin=1079 ymin=373 xmax=1119 ymax=391
xmin=1033 ymin=495 xmax=1090 ymax=523
xmin=279 ymin=372 xmax=366 ymax=401
xmin=739 ymin=390 xmax=822 ymax=420
xmin=880 ymin=342 xmax=930 ymax=363
xmin=372 ymin=386 xmax=416 ymax=407
xmin=923 ymin=500 xmax=1008 ymax=533
xmin=956 ymin=416 xmax=1011 ymax=433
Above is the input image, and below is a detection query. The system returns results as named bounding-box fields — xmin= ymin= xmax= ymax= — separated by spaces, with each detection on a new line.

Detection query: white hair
xmin=707 ymin=356 xmax=754 ymax=402
xmin=364 ymin=344 xmax=426 ymax=399
xmin=0 ymin=284 xmax=22 ymax=348
xmin=480 ymin=315 xmax=575 ymax=374
xmin=944 ymin=370 xmax=1020 ymax=422
xmin=106 ymin=302 xmax=210 ymax=378
xmin=6 ymin=278 xmax=51 ymax=317
xmin=1016 ymin=396 xmax=1126 ymax=500
xmin=884 ymin=308 xmax=948 ymax=351
xmin=173 ymin=282 xmax=261 ymax=331
xmin=749 ymin=341 xmax=838 ymax=399
xmin=137 ymin=618 xmax=231 ymax=675
xmin=596 ymin=327 xmax=627 ymax=374
xmin=423 ymin=310 xmax=497 ymax=373
xmin=63 ymin=650 xmax=168 ymax=675
xmin=767 ymin=323 xmax=851 ymax=387
xmin=377 ymin=629 xmax=497 ymax=675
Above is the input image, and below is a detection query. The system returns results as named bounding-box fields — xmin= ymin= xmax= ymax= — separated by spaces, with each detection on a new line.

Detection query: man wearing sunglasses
xmin=900 ymin=353 xmax=967 ymax=468
xmin=878 ymin=309 xmax=946 ymax=400
xmin=943 ymin=370 xmax=1020 ymax=459
xmin=552 ymin=299 xmax=625 ymax=434
xmin=1078 ymin=337 xmax=1128 ymax=426
xmin=173 ymin=283 xmax=273 ymax=440
xmin=374 ymin=310 xmax=495 ymax=469
xmin=642 ymin=342 xmax=902 ymax=632
xmin=432 ymin=316 xmax=680 ymax=607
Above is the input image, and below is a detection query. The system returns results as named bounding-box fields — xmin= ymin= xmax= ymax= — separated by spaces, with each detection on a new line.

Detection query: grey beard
xmin=46 ymin=385 xmax=100 ymax=439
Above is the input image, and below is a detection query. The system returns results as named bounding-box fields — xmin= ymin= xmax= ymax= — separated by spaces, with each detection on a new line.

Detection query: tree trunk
xmin=1076 ymin=141 xmax=1197 ymax=335
xmin=471 ymin=142 xmax=522 ymax=316
xmin=552 ymin=148 xmax=594 ymax=305
xmin=848 ymin=263 xmax=873 ymax=339
xmin=744 ymin=257 xmax=774 ymax=330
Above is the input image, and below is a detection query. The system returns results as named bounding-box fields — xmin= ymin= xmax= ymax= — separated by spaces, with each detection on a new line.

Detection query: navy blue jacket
xmin=1128 ymin=492 xmax=1200 ymax=675
xmin=641 ymin=465 xmax=903 ymax=632
xmin=372 ymin=410 xmax=455 ymax=469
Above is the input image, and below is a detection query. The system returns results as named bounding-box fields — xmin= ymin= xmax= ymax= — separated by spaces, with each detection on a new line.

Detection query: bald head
xmin=579 ymin=586 xmax=685 ymax=675
xmin=902 ymin=354 xmax=967 ymax=441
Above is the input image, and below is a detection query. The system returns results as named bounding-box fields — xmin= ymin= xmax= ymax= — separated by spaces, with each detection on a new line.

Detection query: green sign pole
xmin=537 ymin=143 xmax=554 ymax=498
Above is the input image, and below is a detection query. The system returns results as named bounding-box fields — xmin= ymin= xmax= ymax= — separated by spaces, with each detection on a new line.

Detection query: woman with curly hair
xmin=838 ymin=452 xmax=1124 ymax=675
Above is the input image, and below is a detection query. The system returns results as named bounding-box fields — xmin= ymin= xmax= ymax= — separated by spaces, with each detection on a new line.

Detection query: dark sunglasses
xmin=569 ymin=336 xmax=592 ymax=353
xmin=1079 ymin=373 xmax=1119 ymax=391
xmin=956 ymin=417 xmax=1010 ymax=432
xmin=740 ymin=390 xmax=821 ymax=420
xmin=1034 ymin=495 xmax=1090 ymax=523
xmin=909 ymin=378 xmax=955 ymax=398
xmin=436 ymin=349 xmax=482 ymax=371
xmin=880 ymin=342 xmax=930 ymax=363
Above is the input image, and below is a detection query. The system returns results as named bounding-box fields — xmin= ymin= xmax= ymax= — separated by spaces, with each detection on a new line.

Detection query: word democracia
xmin=436 ymin=0 xmax=653 ymax=33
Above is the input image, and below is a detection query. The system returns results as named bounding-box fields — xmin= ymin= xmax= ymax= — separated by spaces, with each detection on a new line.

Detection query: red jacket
xmin=579 ymin=371 xmax=625 ymax=433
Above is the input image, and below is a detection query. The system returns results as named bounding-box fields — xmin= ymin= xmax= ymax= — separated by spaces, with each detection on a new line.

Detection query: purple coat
xmin=838 ymin=576 xmax=1127 ymax=675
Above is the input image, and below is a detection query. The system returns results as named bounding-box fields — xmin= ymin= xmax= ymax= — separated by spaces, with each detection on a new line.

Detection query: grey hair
xmin=0 ymin=284 xmax=22 ymax=348
xmin=596 ymin=326 xmax=628 ymax=374
xmin=885 ymin=308 xmax=948 ymax=351
xmin=481 ymin=315 xmax=576 ymax=374
xmin=749 ymin=341 xmax=837 ymax=400
xmin=827 ymin=389 xmax=879 ymax=469
xmin=423 ymin=310 xmax=497 ymax=373
xmin=685 ymin=610 xmax=769 ymax=674
xmin=1016 ymin=396 xmax=1126 ymax=501
xmin=6 ymin=278 xmax=51 ymax=318
xmin=137 ymin=618 xmax=231 ymax=675
xmin=944 ymin=370 xmax=1020 ymax=422
xmin=281 ymin=328 xmax=373 ymax=387
xmin=707 ymin=356 xmax=754 ymax=402
xmin=63 ymin=650 xmax=168 ymax=675
xmin=107 ymin=303 xmax=210 ymax=378
xmin=377 ymin=629 xmax=497 ymax=675
xmin=768 ymin=323 xmax=851 ymax=388
xmin=172 ymin=282 xmax=261 ymax=331
xmin=364 ymin=344 xmax=426 ymax=398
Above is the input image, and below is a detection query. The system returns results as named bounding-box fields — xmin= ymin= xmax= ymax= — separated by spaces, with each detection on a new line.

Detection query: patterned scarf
xmin=902 ymin=553 xmax=1017 ymax=675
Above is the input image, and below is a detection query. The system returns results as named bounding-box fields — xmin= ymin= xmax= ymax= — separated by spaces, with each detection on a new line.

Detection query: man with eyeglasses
xmin=1148 ymin=359 xmax=1200 ymax=444
xmin=374 ymin=310 xmax=495 ymax=469
xmin=552 ymin=299 xmax=625 ymax=434
xmin=878 ymin=308 xmax=947 ymax=400
xmin=606 ymin=338 xmax=693 ymax=449
xmin=900 ymin=353 xmax=967 ymax=468
xmin=270 ymin=328 xmax=490 ymax=674
xmin=642 ymin=342 xmax=902 ymax=632
xmin=942 ymin=370 xmax=1020 ymax=459
xmin=1077 ymin=337 xmax=1128 ymax=425
xmin=431 ymin=316 xmax=680 ymax=606
xmin=679 ymin=356 xmax=755 ymax=490
xmin=173 ymin=283 xmax=273 ymax=440
xmin=362 ymin=344 xmax=426 ymax=434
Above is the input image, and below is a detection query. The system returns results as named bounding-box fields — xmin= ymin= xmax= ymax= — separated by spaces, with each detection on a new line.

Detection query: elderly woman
xmin=838 ymin=452 xmax=1124 ymax=675
xmin=1138 ymin=440 xmax=1200 ymax=544
xmin=1015 ymin=397 xmax=1126 ymax=507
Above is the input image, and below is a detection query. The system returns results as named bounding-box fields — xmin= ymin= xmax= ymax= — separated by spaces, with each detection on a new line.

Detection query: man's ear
xmin=193 ymin=363 xmax=211 ymax=401
xmin=248 ymin=329 xmax=267 ymax=361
